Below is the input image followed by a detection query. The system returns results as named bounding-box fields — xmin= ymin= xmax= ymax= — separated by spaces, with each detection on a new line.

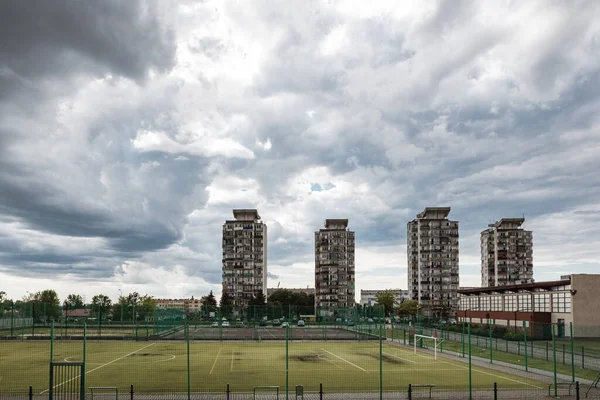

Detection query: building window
xmin=552 ymin=292 xmax=571 ymax=313
xmin=517 ymin=294 xmax=531 ymax=311
xmin=490 ymin=296 xmax=502 ymax=311
xmin=505 ymin=295 xmax=517 ymax=312
xmin=534 ymin=293 xmax=550 ymax=312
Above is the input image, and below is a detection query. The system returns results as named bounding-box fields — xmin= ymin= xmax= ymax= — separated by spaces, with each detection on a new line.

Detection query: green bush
xmin=503 ymin=332 xmax=524 ymax=341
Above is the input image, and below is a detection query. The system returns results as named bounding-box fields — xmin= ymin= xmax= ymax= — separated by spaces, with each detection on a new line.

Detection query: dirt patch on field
xmin=290 ymin=354 xmax=322 ymax=362
xmin=358 ymin=352 xmax=404 ymax=365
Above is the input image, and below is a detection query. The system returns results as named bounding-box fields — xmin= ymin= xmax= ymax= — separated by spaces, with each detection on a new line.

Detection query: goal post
xmin=89 ymin=386 xmax=119 ymax=400
xmin=413 ymin=334 xmax=444 ymax=360
xmin=253 ymin=386 xmax=279 ymax=400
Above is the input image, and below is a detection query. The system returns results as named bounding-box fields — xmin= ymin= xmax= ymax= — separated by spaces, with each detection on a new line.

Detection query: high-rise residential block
xmin=315 ymin=219 xmax=355 ymax=312
xmin=222 ymin=209 xmax=267 ymax=309
xmin=407 ymin=207 xmax=459 ymax=317
xmin=481 ymin=218 xmax=533 ymax=287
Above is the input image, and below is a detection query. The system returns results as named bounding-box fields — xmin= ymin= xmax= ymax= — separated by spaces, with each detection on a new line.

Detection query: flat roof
xmin=416 ymin=207 xmax=451 ymax=219
xmin=459 ymin=279 xmax=570 ymax=295
xmin=232 ymin=209 xmax=261 ymax=220
xmin=324 ymin=219 xmax=349 ymax=228
xmin=487 ymin=218 xmax=525 ymax=228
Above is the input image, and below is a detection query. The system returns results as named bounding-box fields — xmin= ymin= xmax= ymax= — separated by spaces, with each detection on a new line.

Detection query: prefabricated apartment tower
xmin=315 ymin=219 xmax=355 ymax=313
xmin=407 ymin=207 xmax=459 ymax=317
xmin=222 ymin=209 xmax=267 ymax=309
xmin=481 ymin=218 xmax=533 ymax=287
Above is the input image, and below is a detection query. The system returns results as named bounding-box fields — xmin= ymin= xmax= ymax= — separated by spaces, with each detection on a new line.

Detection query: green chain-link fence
xmin=2 ymin=304 xmax=600 ymax=399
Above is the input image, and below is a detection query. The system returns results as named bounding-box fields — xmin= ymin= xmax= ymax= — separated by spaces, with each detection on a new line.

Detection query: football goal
xmin=413 ymin=334 xmax=443 ymax=360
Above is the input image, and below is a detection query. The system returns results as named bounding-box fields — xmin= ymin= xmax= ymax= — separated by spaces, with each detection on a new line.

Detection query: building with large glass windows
xmin=457 ymin=274 xmax=600 ymax=338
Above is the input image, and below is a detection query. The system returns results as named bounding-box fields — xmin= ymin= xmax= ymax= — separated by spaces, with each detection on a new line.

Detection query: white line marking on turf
xmin=209 ymin=348 xmax=222 ymax=375
xmin=382 ymin=351 xmax=417 ymax=364
xmin=441 ymin=361 xmax=543 ymax=389
xmin=40 ymin=343 xmax=156 ymax=394
xmin=230 ymin=350 xmax=234 ymax=372
xmin=316 ymin=352 xmax=344 ymax=370
xmin=321 ymin=348 xmax=367 ymax=372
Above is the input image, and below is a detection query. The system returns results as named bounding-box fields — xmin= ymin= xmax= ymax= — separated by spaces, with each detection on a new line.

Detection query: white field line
xmin=316 ymin=352 xmax=344 ymax=370
xmin=264 ymin=329 xmax=276 ymax=339
xmin=40 ymin=343 xmax=156 ymax=394
xmin=382 ymin=351 xmax=417 ymax=364
xmin=321 ymin=348 xmax=368 ymax=372
xmin=230 ymin=349 xmax=234 ymax=372
xmin=209 ymin=348 xmax=222 ymax=375
xmin=441 ymin=361 xmax=543 ymax=389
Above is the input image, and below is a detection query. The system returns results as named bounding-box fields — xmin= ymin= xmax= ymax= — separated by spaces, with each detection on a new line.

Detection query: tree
xmin=253 ymin=290 xmax=266 ymax=306
xmin=397 ymin=300 xmax=421 ymax=319
xmin=204 ymin=291 xmax=217 ymax=307
xmin=137 ymin=295 xmax=157 ymax=322
xmin=201 ymin=290 xmax=218 ymax=318
xmin=219 ymin=289 xmax=233 ymax=318
xmin=0 ymin=291 xmax=6 ymax=302
xmin=375 ymin=290 xmax=397 ymax=317
xmin=92 ymin=294 xmax=112 ymax=320
xmin=24 ymin=290 xmax=61 ymax=321
xmin=63 ymin=294 xmax=84 ymax=309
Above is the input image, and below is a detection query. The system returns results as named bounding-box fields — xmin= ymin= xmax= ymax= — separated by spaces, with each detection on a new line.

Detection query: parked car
xmin=281 ymin=322 xmax=289 ymax=327
xmin=297 ymin=319 xmax=305 ymax=327
xmin=272 ymin=319 xmax=281 ymax=326
xmin=259 ymin=320 xmax=267 ymax=327
xmin=222 ymin=321 xmax=230 ymax=327
xmin=211 ymin=321 xmax=219 ymax=327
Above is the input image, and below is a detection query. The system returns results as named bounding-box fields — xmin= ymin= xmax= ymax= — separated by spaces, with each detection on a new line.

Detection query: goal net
xmin=413 ymin=334 xmax=444 ymax=360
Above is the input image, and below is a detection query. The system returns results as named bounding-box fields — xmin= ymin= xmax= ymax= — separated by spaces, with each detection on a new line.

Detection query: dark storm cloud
xmin=0 ymin=0 xmax=176 ymax=83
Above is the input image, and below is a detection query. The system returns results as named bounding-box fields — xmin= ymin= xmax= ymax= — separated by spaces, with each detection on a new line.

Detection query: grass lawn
xmin=0 ymin=340 xmax=545 ymax=394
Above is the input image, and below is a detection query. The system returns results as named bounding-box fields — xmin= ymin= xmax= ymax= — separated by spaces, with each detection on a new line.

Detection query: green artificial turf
xmin=0 ymin=340 xmax=545 ymax=394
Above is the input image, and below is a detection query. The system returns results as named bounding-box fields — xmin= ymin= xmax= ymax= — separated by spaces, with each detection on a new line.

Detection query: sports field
xmin=0 ymin=340 xmax=545 ymax=394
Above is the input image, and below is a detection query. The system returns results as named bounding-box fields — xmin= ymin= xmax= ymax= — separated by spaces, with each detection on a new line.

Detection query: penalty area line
xmin=41 ymin=343 xmax=156 ymax=394
xmin=321 ymin=348 xmax=368 ymax=372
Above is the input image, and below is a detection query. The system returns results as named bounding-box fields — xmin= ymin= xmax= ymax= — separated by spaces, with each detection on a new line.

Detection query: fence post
xmin=575 ymin=381 xmax=580 ymax=400
xmin=493 ymin=382 xmax=497 ymax=400
xmin=10 ymin=301 xmax=14 ymax=337
xmin=563 ymin=343 xmax=566 ymax=364
xmin=130 ymin=385 xmax=134 ymax=400
xmin=319 ymin=383 xmax=323 ymax=400
xmin=286 ymin=324 xmax=289 ymax=400
xmin=29 ymin=386 xmax=33 ymax=400
xmin=523 ymin=320 xmax=528 ymax=371
xmin=461 ymin=323 xmax=465 ymax=358
xmin=186 ymin=323 xmax=191 ymax=400
xmin=226 ymin=383 xmax=230 ymax=400
xmin=408 ymin=384 xmax=412 ymax=400
xmin=552 ymin=324 xmax=557 ymax=398
xmin=379 ymin=324 xmax=383 ymax=400
xmin=468 ymin=324 xmax=472 ymax=400
xmin=570 ymin=323 xmax=575 ymax=383
xmin=489 ymin=322 xmax=493 ymax=363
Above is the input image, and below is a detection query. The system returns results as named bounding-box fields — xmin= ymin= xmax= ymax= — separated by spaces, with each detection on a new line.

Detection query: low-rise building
xmin=360 ymin=289 xmax=408 ymax=307
xmin=156 ymin=298 xmax=203 ymax=313
xmin=457 ymin=274 xmax=600 ymax=338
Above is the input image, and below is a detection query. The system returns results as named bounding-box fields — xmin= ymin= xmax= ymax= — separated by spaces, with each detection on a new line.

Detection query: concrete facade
xmin=481 ymin=218 xmax=533 ymax=287
xmin=315 ymin=219 xmax=355 ymax=311
xmin=222 ymin=209 xmax=267 ymax=309
xmin=360 ymin=289 xmax=408 ymax=306
xmin=407 ymin=207 xmax=459 ymax=317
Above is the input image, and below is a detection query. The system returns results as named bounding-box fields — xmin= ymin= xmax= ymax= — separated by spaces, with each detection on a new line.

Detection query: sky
xmin=1 ymin=0 xmax=599 ymax=304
